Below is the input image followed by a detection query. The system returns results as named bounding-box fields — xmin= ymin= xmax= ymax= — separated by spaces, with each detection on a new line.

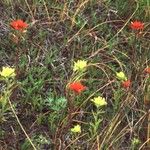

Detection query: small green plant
xmin=20 ymin=66 xmax=48 ymax=110
xmin=45 ymin=97 xmax=67 ymax=111
xmin=131 ymin=138 xmax=141 ymax=150
xmin=0 ymin=66 xmax=16 ymax=122
xmin=89 ymin=96 xmax=107 ymax=138
xmin=44 ymin=96 xmax=67 ymax=133
xmin=89 ymin=110 xmax=103 ymax=138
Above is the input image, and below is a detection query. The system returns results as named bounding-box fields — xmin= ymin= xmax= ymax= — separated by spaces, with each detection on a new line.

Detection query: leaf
xmin=45 ymin=97 xmax=67 ymax=111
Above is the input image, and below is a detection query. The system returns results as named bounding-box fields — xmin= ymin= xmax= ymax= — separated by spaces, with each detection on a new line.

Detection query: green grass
xmin=0 ymin=0 xmax=150 ymax=149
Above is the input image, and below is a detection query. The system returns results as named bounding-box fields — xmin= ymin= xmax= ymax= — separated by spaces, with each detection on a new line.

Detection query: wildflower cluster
xmin=68 ymin=81 xmax=86 ymax=93
xmin=73 ymin=60 xmax=87 ymax=72
xmin=68 ymin=60 xmax=88 ymax=94
xmin=116 ymin=71 xmax=131 ymax=89
xmin=1 ymin=16 xmax=147 ymax=148
xmin=0 ymin=66 xmax=16 ymax=78
xmin=91 ymin=96 xmax=107 ymax=108
xmin=68 ymin=59 xmax=107 ymax=134
xmin=116 ymin=66 xmax=150 ymax=90
xmin=130 ymin=21 xmax=144 ymax=30
xmin=10 ymin=19 xmax=28 ymax=31
xmin=71 ymin=124 xmax=81 ymax=133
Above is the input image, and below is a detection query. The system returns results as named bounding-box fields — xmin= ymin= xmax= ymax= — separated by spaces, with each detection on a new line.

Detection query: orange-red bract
xmin=10 ymin=19 xmax=28 ymax=31
xmin=130 ymin=21 xmax=144 ymax=30
xmin=122 ymin=80 xmax=131 ymax=89
xmin=144 ymin=67 xmax=150 ymax=74
xmin=68 ymin=81 xmax=86 ymax=93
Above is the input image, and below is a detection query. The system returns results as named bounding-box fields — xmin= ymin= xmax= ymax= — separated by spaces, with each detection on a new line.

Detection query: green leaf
xmin=45 ymin=97 xmax=67 ymax=111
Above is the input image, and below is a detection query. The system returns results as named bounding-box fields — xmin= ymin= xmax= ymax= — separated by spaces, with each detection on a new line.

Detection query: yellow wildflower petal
xmin=91 ymin=96 xmax=107 ymax=107
xmin=116 ymin=71 xmax=127 ymax=81
xmin=73 ymin=60 xmax=87 ymax=71
xmin=0 ymin=67 xmax=16 ymax=78
xmin=71 ymin=124 xmax=81 ymax=133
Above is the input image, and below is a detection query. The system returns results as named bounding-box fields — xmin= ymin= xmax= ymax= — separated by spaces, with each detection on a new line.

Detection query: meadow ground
xmin=0 ymin=0 xmax=150 ymax=149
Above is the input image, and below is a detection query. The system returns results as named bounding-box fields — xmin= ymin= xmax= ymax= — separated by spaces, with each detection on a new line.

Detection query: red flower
xmin=144 ymin=67 xmax=150 ymax=74
xmin=68 ymin=81 xmax=86 ymax=93
xmin=122 ymin=80 xmax=131 ymax=89
xmin=130 ymin=21 xmax=144 ymax=30
xmin=10 ymin=19 xmax=28 ymax=31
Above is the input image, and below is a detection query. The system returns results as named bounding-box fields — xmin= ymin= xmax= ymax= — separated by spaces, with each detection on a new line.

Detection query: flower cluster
xmin=116 ymin=71 xmax=131 ymax=89
xmin=73 ymin=60 xmax=87 ymax=72
xmin=122 ymin=80 xmax=131 ymax=89
xmin=116 ymin=66 xmax=150 ymax=89
xmin=91 ymin=96 xmax=107 ymax=108
xmin=0 ymin=67 xmax=16 ymax=78
xmin=68 ymin=81 xmax=86 ymax=93
xmin=68 ymin=60 xmax=88 ymax=94
xmin=144 ymin=67 xmax=150 ymax=74
xmin=130 ymin=21 xmax=144 ymax=30
xmin=116 ymin=71 xmax=127 ymax=81
xmin=10 ymin=19 xmax=28 ymax=31
xmin=7 ymin=18 xmax=147 ymax=138
xmin=71 ymin=124 xmax=81 ymax=133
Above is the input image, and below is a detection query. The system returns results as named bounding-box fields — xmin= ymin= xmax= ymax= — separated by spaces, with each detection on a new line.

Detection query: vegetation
xmin=0 ymin=0 xmax=150 ymax=149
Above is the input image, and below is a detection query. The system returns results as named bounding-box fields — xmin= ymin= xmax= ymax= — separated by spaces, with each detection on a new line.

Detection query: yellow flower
xmin=71 ymin=124 xmax=81 ymax=133
xmin=0 ymin=67 xmax=16 ymax=78
xmin=116 ymin=71 xmax=127 ymax=81
xmin=91 ymin=96 xmax=107 ymax=107
xmin=73 ymin=60 xmax=87 ymax=71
